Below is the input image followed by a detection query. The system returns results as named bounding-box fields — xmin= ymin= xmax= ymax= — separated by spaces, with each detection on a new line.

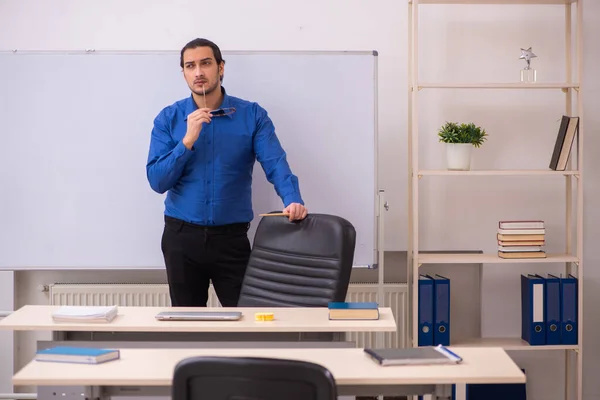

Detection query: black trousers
xmin=161 ymin=216 xmax=251 ymax=307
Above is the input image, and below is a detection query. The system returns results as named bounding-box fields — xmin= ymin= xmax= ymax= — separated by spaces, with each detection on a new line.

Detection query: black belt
xmin=165 ymin=216 xmax=249 ymax=234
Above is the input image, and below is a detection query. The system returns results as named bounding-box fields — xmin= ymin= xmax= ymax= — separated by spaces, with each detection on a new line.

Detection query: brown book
xmin=498 ymin=240 xmax=545 ymax=246
xmin=328 ymin=302 xmax=379 ymax=320
xmin=498 ymin=251 xmax=546 ymax=259
xmin=498 ymin=220 xmax=544 ymax=229
xmin=498 ymin=228 xmax=545 ymax=235
xmin=549 ymin=115 xmax=579 ymax=171
xmin=497 ymin=233 xmax=545 ymax=241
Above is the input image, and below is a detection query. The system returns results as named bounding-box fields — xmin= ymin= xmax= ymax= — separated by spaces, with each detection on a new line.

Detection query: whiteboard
xmin=0 ymin=50 xmax=378 ymax=270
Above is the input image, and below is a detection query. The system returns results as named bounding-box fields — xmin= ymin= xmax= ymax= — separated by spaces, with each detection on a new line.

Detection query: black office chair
xmin=172 ymin=356 xmax=338 ymax=400
xmin=237 ymin=213 xmax=356 ymax=307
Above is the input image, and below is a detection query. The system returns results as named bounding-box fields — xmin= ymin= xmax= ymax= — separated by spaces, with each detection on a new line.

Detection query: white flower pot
xmin=445 ymin=143 xmax=473 ymax=171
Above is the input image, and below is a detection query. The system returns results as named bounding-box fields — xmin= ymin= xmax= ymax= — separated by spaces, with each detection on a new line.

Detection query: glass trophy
xmin=519 ymin=47 xmax=537 ymax=83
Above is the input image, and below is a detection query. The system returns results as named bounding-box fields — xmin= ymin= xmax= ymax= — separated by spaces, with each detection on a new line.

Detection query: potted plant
xmin=437 ymin=121 xmax=488 ymax=170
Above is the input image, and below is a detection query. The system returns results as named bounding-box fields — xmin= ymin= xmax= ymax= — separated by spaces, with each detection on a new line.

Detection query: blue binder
xmin=418 ymin=274 xmax=434 ymax=346
xmin=545 ymin=274 xmax=561 ymax=345
xmin=464 ymin=369 xmax=527 ymax=400
xmin=521 ymin=274 xmax=545 ymax=346
xmin=560 ymin=274 xmax=578 ymax=345
xmin=430 ymin=274 xmax=450 ymax=346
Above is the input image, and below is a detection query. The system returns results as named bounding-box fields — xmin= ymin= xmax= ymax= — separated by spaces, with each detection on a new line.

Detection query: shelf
xmin=451 ymin=337 xmax=579 ymax=351
xmin=415 ymin=82 xmax=579 ymax=90
xmin=408 ymin=1 xmax=584 ymax=398
xmin=411 ymin=0 xmax=576 ymax=4
xmin=418 ymin=253 xmax=578 ymax=264
xmin=418 ymin=169 xmax=579 ymax=176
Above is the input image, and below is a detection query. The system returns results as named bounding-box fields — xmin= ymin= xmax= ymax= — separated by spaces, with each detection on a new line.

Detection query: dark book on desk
xmin=364 ymin=345 xmax=462 ymax=366
xmin=35 ymin=346 xmax=120 ymax=364
xmin=328 ymin=302 xmax=379 ymax=320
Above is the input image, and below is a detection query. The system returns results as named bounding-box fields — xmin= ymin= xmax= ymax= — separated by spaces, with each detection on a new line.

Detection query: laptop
xmin=155 ymin=311 xmax=242 ymax=321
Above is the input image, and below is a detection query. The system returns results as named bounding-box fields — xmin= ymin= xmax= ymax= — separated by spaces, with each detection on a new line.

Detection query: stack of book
xmin=51 ymin=305 xmax=118 ymax=323
xmin=497 ymin=220 xmax=546 ymax=259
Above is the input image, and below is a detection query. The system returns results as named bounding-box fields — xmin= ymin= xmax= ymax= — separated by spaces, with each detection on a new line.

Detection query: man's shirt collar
xmin=184 ymin=86 xmax=233 ymax=120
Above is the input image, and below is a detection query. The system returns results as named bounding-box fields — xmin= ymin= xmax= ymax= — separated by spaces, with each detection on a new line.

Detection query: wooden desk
xmin=1 ymin=305 xmax=396 ymax=346
xmin=0 ymin=305 xmax=396 ymax=333
xmin=13 ymin=347 xmax=525 ymax=398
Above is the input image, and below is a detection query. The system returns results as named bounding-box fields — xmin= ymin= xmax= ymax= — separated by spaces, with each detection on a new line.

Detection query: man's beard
xmin=192 ymin=79 xmax=219 ymax=97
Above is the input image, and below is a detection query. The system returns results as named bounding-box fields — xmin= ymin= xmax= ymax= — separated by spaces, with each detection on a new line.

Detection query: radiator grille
xmin=48 ymin=282 xmax=406 ymax=348
xmin=344 ymin=284 xmax=407 ymax=348
xmin=49 ymin=283 xmax=221 ymax=307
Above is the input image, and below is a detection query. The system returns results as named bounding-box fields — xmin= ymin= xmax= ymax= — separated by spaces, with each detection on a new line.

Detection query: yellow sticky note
xmin=254 ymin=312 xmax=274 ymax=321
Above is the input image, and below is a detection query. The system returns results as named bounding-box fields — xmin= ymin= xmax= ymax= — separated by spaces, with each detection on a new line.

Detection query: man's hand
xmin=283 ymin=203 xmax=308 ymax=221
xmin=183 ymin=108 xmax=212 ymax=149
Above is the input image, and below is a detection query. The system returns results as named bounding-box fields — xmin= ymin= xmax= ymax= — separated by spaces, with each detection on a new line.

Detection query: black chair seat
xmin=172 ymin=356 xmax=338 ymax=400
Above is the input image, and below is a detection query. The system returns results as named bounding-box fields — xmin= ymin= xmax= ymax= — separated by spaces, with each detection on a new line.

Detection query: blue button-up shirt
xmin=146 ymin=88 xmax=303 ymax=226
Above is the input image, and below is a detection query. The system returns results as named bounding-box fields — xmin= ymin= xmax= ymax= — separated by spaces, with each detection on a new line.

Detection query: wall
xmin=0 ymin=1 xmax=598 ymax=400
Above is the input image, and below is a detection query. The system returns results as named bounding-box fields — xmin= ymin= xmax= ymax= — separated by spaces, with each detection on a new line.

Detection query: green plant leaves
xmin=438 ymin=121 xmax=488 ymax=148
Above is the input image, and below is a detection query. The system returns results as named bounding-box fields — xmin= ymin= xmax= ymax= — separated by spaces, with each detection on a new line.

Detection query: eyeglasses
xmin=202 ymin=86 xmax=235 ymax=117
xmin=209 ymin=107 xmax=236 ymax=117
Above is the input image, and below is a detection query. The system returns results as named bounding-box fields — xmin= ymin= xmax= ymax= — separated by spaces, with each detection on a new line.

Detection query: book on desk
xmin=36 ymin=346 xmax=120 ymax=364
xmin=328 ymin=302 xmax=379 ymax=320
xmin=51 ymin=305 xmax=118 ymax=323
xmin=364 ymin=345 xmax=463 ymax=366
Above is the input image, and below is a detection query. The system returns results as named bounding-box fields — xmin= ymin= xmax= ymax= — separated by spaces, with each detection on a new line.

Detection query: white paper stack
xmin=51 ymin=305 xmax=118 ymax=323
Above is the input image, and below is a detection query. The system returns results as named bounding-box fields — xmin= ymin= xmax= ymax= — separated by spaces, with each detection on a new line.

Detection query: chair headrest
xmin=252 ymin=213 xmax=355 ymax=259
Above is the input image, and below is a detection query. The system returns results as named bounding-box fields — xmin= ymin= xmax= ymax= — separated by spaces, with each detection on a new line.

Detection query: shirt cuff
xmin=283 ymin=193 xmax=304 ymax=207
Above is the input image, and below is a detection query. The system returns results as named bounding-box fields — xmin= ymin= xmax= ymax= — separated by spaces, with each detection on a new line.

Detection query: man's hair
xmin=179 ymin=38 xmax=225 ymax=69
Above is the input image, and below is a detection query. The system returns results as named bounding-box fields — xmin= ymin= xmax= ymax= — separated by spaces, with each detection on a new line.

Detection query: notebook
xmin=328 ymin=302 xmax=379 ymax=320
xmin=155 ymin=311 xmax=242 ymax=321
xmin=364 ymin=345 xmax=463 ymax=366
xmin=51 ymin=306 xmax=118 ymax=323
xmin=36 ymin=346 xmax=120 ymax=364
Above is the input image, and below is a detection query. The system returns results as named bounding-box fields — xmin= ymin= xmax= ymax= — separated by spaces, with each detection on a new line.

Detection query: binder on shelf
xmin=521 ymin=274 xmax=545 ymax=346
xmin=430 ymin=274 xmax=450 ymax=346
xmin=545 ymin=274 xmax=561 ymax=345
xmin=560 ymin=274 xmax=578 ymax=345
xmin=418 ymin=274 xmax=434 ymax=346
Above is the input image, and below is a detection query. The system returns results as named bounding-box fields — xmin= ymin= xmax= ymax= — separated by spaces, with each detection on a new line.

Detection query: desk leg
xmin=38 ymin=386 xmax=105 ymax=400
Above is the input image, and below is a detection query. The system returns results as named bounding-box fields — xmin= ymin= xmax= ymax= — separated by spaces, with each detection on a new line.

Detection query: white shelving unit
xmin=407 ymin=1 xmax=583 ymax=399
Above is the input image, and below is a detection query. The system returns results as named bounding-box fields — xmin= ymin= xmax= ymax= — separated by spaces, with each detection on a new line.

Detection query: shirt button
xmin=207 ymin=180 xmax=211 ymax=184
xmin=205 ymin=200 xmax=209 ymax=204
xmin=207 ymin=140 xmax=212 ymax=144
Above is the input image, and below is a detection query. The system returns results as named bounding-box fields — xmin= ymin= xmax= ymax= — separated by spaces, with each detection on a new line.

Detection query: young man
xmin=146 ymin=38 xmax=307 ymax=307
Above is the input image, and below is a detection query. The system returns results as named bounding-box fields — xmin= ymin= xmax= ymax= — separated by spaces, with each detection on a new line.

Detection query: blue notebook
xmin=328 ymin=302 xmax=379 ymax=320
xmin=36 ymin=346 xmax=120 ymax=364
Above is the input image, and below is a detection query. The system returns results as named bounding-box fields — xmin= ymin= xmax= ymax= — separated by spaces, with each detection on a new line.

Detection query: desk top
xmin=0 ymin=305 xmax=396 ymax=333
xmin=12 ymin=347 xmax=525 ymax=387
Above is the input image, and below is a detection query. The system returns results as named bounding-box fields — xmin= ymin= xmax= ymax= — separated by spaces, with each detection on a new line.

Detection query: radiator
xmin=343 ymin=284 xmax=407 ymax=349
xmin=48 ymin=282 xmax=407 ymax=348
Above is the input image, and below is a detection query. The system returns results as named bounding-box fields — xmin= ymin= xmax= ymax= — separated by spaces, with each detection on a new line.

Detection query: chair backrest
xmin=172 ymin=356 xmax=337 ymax=400
xmin=237 ymin=213 xmax=356 ymax=307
